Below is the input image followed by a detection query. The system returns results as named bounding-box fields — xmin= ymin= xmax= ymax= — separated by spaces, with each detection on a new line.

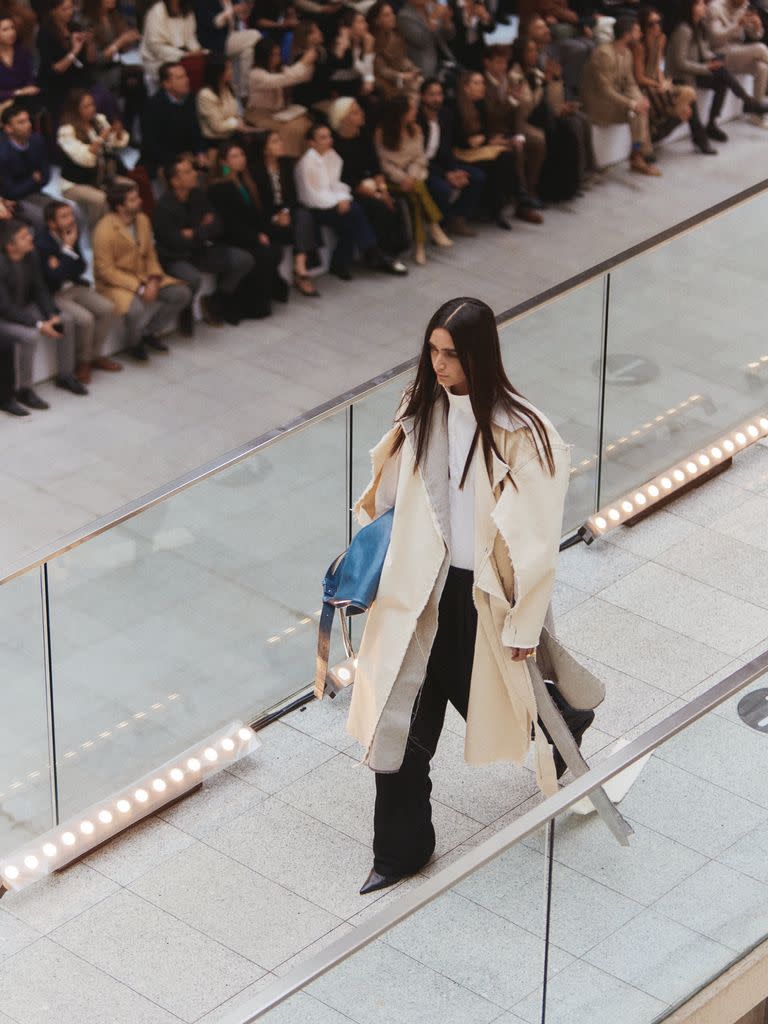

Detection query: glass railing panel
xmin=498 ymin=278 xmax=606 ymax=532
xmin=540 ymin=667 xmax=768 ymax=1023
xmin=600 ymin=191 xmax=768 ymax=508
xmin=351 ymin=373 xmax=410 ymax=523
xmin=45 ymin=411 xmax=348 ymax=818
xmin=244 ymin=827 xmax=551 ymax=1024
xmin=0 ymin=570 xmax=53 ymax=856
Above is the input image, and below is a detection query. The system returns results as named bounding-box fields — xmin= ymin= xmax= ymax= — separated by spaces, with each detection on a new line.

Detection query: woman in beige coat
xmin=245 ymin=36 xmax=317 ymax=157
xmin=350 ymin=297 xmax=571 ymax=894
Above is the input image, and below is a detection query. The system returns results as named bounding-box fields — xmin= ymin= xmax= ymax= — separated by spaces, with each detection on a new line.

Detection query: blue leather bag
xmin=315 ymin=507 xmax=394 ymax=699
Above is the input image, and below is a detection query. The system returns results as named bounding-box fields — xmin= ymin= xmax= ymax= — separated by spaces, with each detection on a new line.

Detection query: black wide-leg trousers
xmin=373 ymin=567 xmax=477 ymax=877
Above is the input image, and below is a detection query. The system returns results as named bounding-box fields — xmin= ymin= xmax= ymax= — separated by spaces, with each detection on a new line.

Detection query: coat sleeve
xmin=353 ymin=425 xmax=403 ymax=525
xmin=494 ymin=438 xmax=571 ymax=650
xmin=590 ymin=46 xmax=635 ymax=112
xmin=93 ymin=222 xmax=142 ymax=292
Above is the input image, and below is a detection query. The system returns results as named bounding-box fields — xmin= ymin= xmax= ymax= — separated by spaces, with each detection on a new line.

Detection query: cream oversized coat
xmin=346 ymin=397 xmax=571 ymax=796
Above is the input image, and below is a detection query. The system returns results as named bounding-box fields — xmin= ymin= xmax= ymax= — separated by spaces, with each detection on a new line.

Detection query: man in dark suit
xmin=141 ymin=62 xmax=208 ymax=178
xmin=0 ymin=104 xmax=52 ymax=229
xmin=417 ymin=77 xmax=485 ymax=236
xmin=0 ymin=218 xmax=85 ymax=410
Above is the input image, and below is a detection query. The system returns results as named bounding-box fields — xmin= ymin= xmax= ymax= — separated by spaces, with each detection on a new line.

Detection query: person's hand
xmin=39 ymin=318 xmax=61 ymax=339
xmin=582 ymin=23 xmax=593 ymax=38
xmin=143 ymin=279 xmax=159 ymax=303
xmin=201 ymin=211 xmax=215 ymax=226
xmin=468 ymin=132 xmax=485 ymax=148
xmin=361 ymin=78 xmax=375 ymax=95
xmin=32 ymin=169 xmax=43 ymax=183
xmin=708 ymin=58 xmax=723 ymax=70
xmin=509 ymin=646 xmax=536 ymax=662
xmin=399 ymin=175 xmax=414 ymax=191
xmin=48 ymin=255 xmax=60 ymax=270
xmin=180 ymin=227 xmax=195 ymax=240
xmin=62 ymin=224 xmax=78 ymax=247
xmin=544 ymin=57 xmax=562 ymax=80
xmin=632 ymin=95 xmax=650 ymax=114
xmin=302 ymin=45 xmax=318 ymax=65
xmin=337 ymin=198 xmax=351 ymax=213
xmin=561 ymin=99 xmax=579 ymax=114
xmin=274 ymin=208 xmax=291 ymax=227
xmin=89 ymin=138 xmax=104 ymax=154
xmin=258 ymin=232 xmax=270 ymax=245
xmin=15 ymin=84 xmax=40 ymax=96
xmin=71 ymin=31 xmax=86 ymax=55
xmin=545 ymin=13 xmax=556 ymax=23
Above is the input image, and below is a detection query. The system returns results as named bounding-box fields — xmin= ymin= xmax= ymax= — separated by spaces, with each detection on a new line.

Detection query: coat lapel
xmin=402 ymin=402 xmax=450 ymax=549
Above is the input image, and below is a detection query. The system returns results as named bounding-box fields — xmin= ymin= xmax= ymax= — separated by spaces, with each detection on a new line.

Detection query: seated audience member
xmin=484 ymin=44 xmax=545 ymax=205
xmin=193 ymin=0 xmax=261 ymax=97
xmin=0 ymin=104 xmax=52 ymax=228
xmin=37 ymin=0 xmax=97 ymax=118
xmin=0 ymin=333 xmax=26 ymax=416
xmin=706 ymin=0 xmax=768 ymax=117
xmin=57 ymin=90 xmax=131 ymax=229
xmin=369 ymin=0 xmax=422 ymax=98
xmin=197 ymin=56 xmax=243 ymax=147
xmin=294 ymin=121 xmax=396 ymax=280
xmin=667 ymin=0 xmax=768 ymax=147
xmin=527 ymin=11 xmax=593 ymax=100
xmin=245 ymin=36 xmax=316 ymax=157
xmin=454 ymin=69 xmax=541 ymax=227
xmin=397 ymin=0 xmax=455 ymax=79
xmin=330 ymin=96 xmax=408 ymax=272
xmin=0 ymin=0 xmax=36 ymax=49
xmin=141 ymin=61 xmax=207 ymax=176
xmin=81 ymin=0 xmax=144 ymax=140
xmin=634 ymin=6 xmax=696 ymax=143
xmin=417 ymin=77 xmax=484 ymax=235
xmin=208 ymin=141 xmax=283 ymax=316
xmin=580 ymin=15 xmax=660 ymax=175
xmin=252 ymin=128 xmax=321 ymax=296
xmin=140 ymin=0 xmax=203 ymax=91
xmin=37 ymin=199 xmax=121 ymax=385
xmin=152 ymin=154 xmax=254 ymax=325
xmin=450 ymin=0 xmax=495 ymax=70
xmin=0 ymin=15 xmax=40 ymax=109
xmin=374 ymin=93 xmax=452 ymax=265
xmin=249 ymin=0 xmax=299 ymax=37
xmin=291 ymin=19 xmax=335 ymax=108
xmin=93 ymin=181 xmax=190 ymax=360
xmin=330 ymin=12 xmax=376 ymax=100
xmin=519 ymin=0 xmax=579 ymax=37
xmin=510 ymin=34 xmax=596 ymax=199
xmin=0 ymin=218 xmax=84 ymax=408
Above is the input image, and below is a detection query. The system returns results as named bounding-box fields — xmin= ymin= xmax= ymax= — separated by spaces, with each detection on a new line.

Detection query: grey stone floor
xmin=0 ymin=437 xmax=766 ymax=1024
xmin=1 ymin=121 xmax=767 ymax=575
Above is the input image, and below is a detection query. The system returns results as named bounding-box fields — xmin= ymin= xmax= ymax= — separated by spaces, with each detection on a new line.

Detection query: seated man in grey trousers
xmin=93 ymin=182 xmax=191 ymax=363
xmin=0 ymin=218 xmax=85 ymax=411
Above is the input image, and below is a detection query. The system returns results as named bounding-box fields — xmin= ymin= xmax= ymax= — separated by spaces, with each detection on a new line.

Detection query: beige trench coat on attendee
xmin=346 ymin=399 xmax=571 ymax=797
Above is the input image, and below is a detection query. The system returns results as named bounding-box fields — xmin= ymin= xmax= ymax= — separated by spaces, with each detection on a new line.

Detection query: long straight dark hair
xmin=392 ymin=297 xmax=556 ymax=488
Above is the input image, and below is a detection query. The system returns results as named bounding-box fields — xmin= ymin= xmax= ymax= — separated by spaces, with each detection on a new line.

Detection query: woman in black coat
xmin=207 ymin=141 xmax=284 ymax=318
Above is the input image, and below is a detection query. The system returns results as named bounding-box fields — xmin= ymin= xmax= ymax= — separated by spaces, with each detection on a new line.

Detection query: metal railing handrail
xmin=2 ymin=175 xmax=766 ymax=588
xmin=215 ymin=647 xmax=768 ymax=1024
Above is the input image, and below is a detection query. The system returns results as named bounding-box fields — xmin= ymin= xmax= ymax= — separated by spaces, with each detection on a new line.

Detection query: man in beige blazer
xmin=93 ymin=181 xmax=191 ymax=363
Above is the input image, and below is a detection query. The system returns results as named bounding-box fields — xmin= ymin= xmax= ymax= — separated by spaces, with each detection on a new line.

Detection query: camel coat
xmin=347 ymin=397 xmax=571 ymax=796
xmin=580 ymin=42 xmax=642 ymax=123
xmin=93 ymin=211 xmax=178 ymax=316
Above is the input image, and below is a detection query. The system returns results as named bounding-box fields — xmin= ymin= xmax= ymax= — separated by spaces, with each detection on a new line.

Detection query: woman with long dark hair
xmin=634 ymin=6 xmax=696 ymax=143
xmin=37 ymin=0 xmax=95 ymax=115
xmin=346 ymin=296 xmax=571 ymax=893
xmin=82 ymin=0 xmax=144 ymax=139
xmin=197 ymin=56 xmax=241 ymax=149
xmin=244 ymin=35 xmax=316 ymax=157
xmin=139 ymin=0 xmax=202 ymax=90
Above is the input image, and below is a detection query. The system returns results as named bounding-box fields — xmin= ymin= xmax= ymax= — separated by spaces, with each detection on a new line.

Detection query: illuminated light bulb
xmin=748 ymin=361 xmax=760 ymax=369
xmin=170 ymin=768 xmax=184 ymax=783
xmin=337 ymin=667 xmax=352 ymax=682
xmin=237 ymin=729 xmax=251 ymax=742
xmin=99 ymin=731 xmax=112 ymax=739
xmin=747 ymin=425 xmax=759 ymax=438
xmin=61 ymin=832 xmax=76 ymax=846
xmin=283 ymin=626 xmax=296 ymax=635
xmin=151 ymin=779 xmax=166 ymax=793
xmin=135 ymin=788 xmax=149 ymax=803
xmin=661 ymin=477 xmax=672 ymax=490
xmin=187 ymin=758 xmax=201 ymax=772
xmin=24 ymin=855 xmax=38 ymax=870
xmin=711 ymin=447 xmax=722 ymax=459
xmin=3 ymin=866 xmax=19 ymax=881
xmin=643 ymin=422 xmax=653 ymax=429
xmin=594 ymin=516 xmax=607 ymax=530
xmin=666 ymin=408 xmax=676 ymax=415
xmin=203 ymin=747 xmax=218 ymax=763
xmin=654 ymin=415 xmax=664 ymax=422
xmin=116 ymin=721 xmax=128 ymax=729
xmin=621 ymin=501 xmax=633 ymax=513
xmin=648 ymin=485 xmax=660 ymax=498
xmin=151 ymin=703 xmax=163 ymax=710
xmin=760 ymin=418 xmax=768 ymax=430
xmin=80 ymin=821 xmax=94 ymax=835
xmin=220 ymin=738 xmax=235 ymax=752
xmin=634 ymin=493 xmax=646 ymax=506
xmin=735 ymin=432 xmax=747 ymax=445
xmin=608 ymin=509 xmax=620 ymax=522
xmin=167 ymin=693 xmax=180 ymax=700
xmin=98 ymin=810 xmax=113 ymax=825
xmin=631 ymin=430 xmax=641 ymax=437
xmin=698 ymin=455 xmax=710 ymax=467
xmin=606 ymin=444 xmax=616 ymax=452
xmin=42 ymin=842 xmax=57 ymax=858
xmin=353 ymin=658 xmax=359 ymax=668
xmin=267 ymin=636 xmax=281 ymax=644
xmin=618 ymin=437 xmax=628 ymax=444
xmin=116 ymin=799 xmax=131 ymax=814
xmin=133 ymin=712 xmax=146 ymax=720
xmin=673 ymin=470 xmax=685 ymax=483
xmin=686 ymin=462 xmax=697 ymax=474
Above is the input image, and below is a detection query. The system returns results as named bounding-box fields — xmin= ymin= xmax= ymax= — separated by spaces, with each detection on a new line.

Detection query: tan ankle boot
xmin=429 ymin=223 xmax=453 ymax=248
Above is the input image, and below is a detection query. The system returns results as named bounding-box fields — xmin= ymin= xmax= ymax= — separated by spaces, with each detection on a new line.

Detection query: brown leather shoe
xmin=75 ymin=361 xmax=92 ymax=385
xmin=91 ymin=356 xmax=123 ymax=372
xmin=630 ymin=154 xmax=662 ymax=177
xmin=446 ymin=215 xmax=477 ymax=237
xmin=516 ymin=206 xmax=544 ymax=225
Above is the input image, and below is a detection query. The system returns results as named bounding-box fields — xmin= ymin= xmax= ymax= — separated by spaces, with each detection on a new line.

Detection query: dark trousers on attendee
xmin=688 ymin=67 xmax=753 ymax=130
xmin=427 ymin=163 xmax=486 ymax=220
xmin=373 ymin=566 xmax=477 ymax=878
xmin=0 ymin=336 xmax=16 ymax=404
xmin=312 ymin=201 xmax=377 ymax=271
xmin=166 ymin=244 xmax=255 ymax=304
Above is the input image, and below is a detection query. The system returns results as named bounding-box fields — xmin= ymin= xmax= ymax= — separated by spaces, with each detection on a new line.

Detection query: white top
xmin=294 ymin=147 xmax=352 ymax=210
xmin=445 ymin=388 xmax=477 ymax=570
xmin=424 ymin=117 xmax=441 ymax=162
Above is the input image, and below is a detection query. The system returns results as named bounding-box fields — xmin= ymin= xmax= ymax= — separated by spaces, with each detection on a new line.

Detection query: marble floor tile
xmin=720 ymin=442 xmax=768 ymax=493
xmin=710 ymin=493 xmax=768 ymax=552
xmin=52 ymin=889 xmax=260 ymax=1022
xmin=657 ymin=529 xmax=768 ymax=614
xmin=662 ymin=476 xmax=752 ymax=526
xmin=554 ymin=542 xmax=646 ymax=596
xmin=582 ymin=909 xmax=734 ymax=1003
xmin=602 ymin=511 xmax=698 ymax=559
xmin=271 ymin=922 xmax=356 ymax=978
xmin=1 ymin=862 xmax=118 ymax=935
xmin=0 ymin=909 xmax=40 ymax=965
xmin=130 ymin=842 xmax=341 ymax=971
xmin=282 ymin=689 xmax=359 ymax=754
xmin=226 ymin=722 xmax=338 ymax=794
xmin=719 ymin=820 xmax=768 ymax=885
xmin=573 ymin=653 xmax=675 ymax=738
xmin=0 ymin=938 xmax=181 ymax=1024
xmin=157 ymin=770 xmax=269 ymax=841
xmin=308 ymin=939 xmax=504 ymax=1024
xmin=83 ymin=816 xmax=195 ymax=886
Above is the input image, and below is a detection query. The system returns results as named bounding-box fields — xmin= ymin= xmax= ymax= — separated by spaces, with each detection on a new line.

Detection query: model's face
xmin=312 ymin=125 xmax=333 ymax=153
xmin=429 ymin=327 xmax=468 ymax=394
xmin=0 ymin=18 xmax=17 ymax=46
xmin=6 ymin=109 xmax=32 ymax=141
xmin=226 ymin=146 xmax=247 ymax=173
xmin=79 ymin=93 xmax=97 ymax=121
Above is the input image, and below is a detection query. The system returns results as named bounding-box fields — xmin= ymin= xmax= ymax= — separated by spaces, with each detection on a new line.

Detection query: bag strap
xmin=528 ymin=657 xmax=634 ymax=847
xmin=314 ymin=599 xmax=336 ymax=700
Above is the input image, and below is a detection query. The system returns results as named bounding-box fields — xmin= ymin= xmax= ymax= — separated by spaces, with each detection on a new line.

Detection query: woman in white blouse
xmin=244 ymin=36 xmax=317 ymax=157
xmin=140 ymin=0 xmax=203 ymax=91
